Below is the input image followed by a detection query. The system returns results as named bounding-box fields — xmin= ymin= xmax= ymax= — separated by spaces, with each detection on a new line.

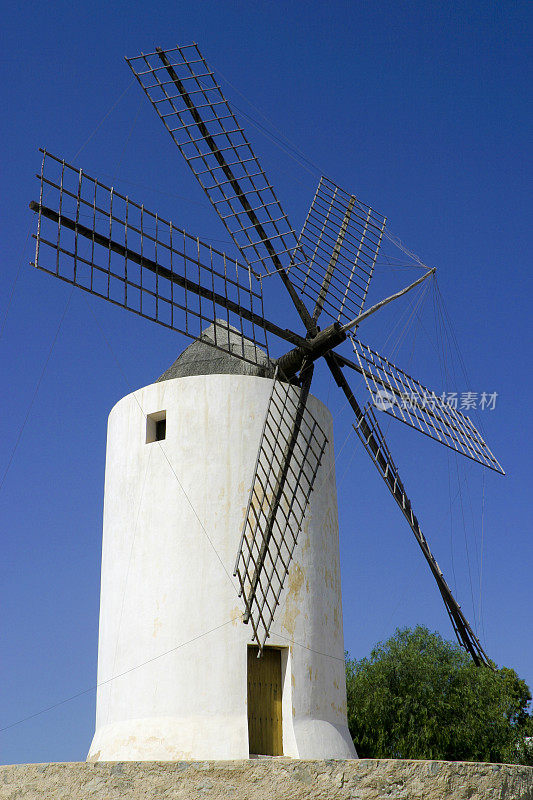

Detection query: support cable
xmin=433 ymin=281 xmax=480 ymax=635
xmin=109 ymin=96 xmax=145 ymax=185
xmin=84 ymin=298 xmax=240 ymax=595
xmin=1 ymin=77 xmax=143 ymax=492
xmin=479 ymin=468 xmax=487 ymax=642
xmin=72 ymin=80 xmax=135 ymax=161
xmin=434 ymin=286 xmax=486 ymax=613
xmin=0 ymin=288 xmax=73 ymax=494
xmin=195 ymin=63 xmax=431 ymax=270
xmin=0 ymin=618 xmax=236 ymax=735
xmin=105 ymin=447 xmax=153 ymax=725
xmin=0 ymin=229 xmax=32 ymax=343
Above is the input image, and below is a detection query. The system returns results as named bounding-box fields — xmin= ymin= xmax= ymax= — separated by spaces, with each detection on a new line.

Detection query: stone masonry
xmin=1 ymin=759 xmax=533 ymax=800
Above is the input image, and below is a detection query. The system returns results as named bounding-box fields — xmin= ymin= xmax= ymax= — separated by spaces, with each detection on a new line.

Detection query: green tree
xmin=345 ymin=626 xmax=533 ymax=764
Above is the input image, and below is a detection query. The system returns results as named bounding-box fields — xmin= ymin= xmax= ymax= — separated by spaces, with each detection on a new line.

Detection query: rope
xmin=0 ymin=288 xmax=73 ymax=494
xmin=312 ymin=423 xmax=354 ymax=501
xmin=378 ymin=560 xmax=425 ymax=642
xmin=478 ymin=468 xmax=486 ymax=642
xmin=269 ymin=630 xmax=344 ymax=662
xmin=455 ymin=456 xmax=478 ymax=633
xmin=0 ymin=75 xmax=143 ymax=495
xmin=0 ymin=618 xmax=236 ymax=734
xmin=105 ymin=447 xmax=153 ymax=725
xmin=365 ymin=278 xmax=432 ymax=456
xmin=0 ymin=228 xmax=32 ymax=343
xmin=389 ymin=279 xmax=431 ymax=361
xmin=433 ymin=280 xmax=480 ymax=634
xmin=433 ymin=281 xmax=488 ymax=637
xmin=109 ymin=96 xmax=145 ymax=186
xmin=72 ymin=79 xmax=135 ymax=161
xmin=84 ymin=298 xmax=240 ymax=595
xmin=213 ymin=64 xmax=324 ymax=178
xmin=209 ymin=64 xmax=432 ymax=270
xmin=447 ymin=451 xmax=458 ymax=593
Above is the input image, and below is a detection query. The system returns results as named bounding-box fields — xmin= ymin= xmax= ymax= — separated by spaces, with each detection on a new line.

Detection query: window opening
xmin=146 ymin=410 xmax=167 ymax=443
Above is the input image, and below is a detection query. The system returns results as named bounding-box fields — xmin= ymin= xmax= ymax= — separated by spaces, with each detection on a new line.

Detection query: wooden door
xmin=247 ymin=646 xmax=283 ymax=756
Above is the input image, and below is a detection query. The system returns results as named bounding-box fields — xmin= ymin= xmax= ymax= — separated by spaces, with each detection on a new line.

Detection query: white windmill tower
xmin=28 ymin=43 xmax=503 ymax=761
xmin=86 ymin=322 xmax=355 ymax=760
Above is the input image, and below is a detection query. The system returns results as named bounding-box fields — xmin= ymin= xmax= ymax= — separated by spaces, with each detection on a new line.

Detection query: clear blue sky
xmin=1 ymin=0 xmax=531 ymax=764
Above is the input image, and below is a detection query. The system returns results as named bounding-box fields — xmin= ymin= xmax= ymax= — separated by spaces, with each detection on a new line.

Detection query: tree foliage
xmin=345 ymin=626 xmax=533 ymax=764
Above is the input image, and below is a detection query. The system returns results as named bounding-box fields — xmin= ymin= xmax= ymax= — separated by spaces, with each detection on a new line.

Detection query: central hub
xmin=276 ymin=322 xmax=347 ymax=378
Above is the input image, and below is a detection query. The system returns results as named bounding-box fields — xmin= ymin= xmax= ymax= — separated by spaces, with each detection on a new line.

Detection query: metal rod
xmin=341 ymin=268 xmax=436 ymax=333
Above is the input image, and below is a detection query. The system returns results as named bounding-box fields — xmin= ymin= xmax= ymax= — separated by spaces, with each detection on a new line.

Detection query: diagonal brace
xmin=342 ymin=267 xmax=436 ymax=333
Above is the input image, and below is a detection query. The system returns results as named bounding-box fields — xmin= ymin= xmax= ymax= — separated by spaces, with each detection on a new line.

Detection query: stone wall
xmin=1 ymin=759 xmax=532 ymax=800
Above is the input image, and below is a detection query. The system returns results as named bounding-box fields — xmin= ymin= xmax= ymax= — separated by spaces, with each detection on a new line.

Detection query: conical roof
xmin=157 ymin=320 xmax=274 ymax=382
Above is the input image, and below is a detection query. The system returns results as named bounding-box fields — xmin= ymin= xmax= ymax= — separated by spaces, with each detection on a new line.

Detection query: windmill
xmin=28 ymin=43 xmax=503 ymax=759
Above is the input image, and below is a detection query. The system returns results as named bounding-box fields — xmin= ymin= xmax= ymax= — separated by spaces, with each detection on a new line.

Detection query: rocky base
xmin=1 ymin=759 xmax=532 ymax=799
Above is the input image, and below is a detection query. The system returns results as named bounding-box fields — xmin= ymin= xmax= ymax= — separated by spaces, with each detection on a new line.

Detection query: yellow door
xmin=247 ymin=646 xmax=283 ymax=756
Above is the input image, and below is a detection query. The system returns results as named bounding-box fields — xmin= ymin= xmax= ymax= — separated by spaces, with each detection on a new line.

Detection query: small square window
xmin=146 ymin=410 xmax=166 ymax=443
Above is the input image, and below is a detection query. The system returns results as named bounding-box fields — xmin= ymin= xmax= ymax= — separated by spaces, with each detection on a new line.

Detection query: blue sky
xmin=1 ymin=0 xmax=531 ymax=764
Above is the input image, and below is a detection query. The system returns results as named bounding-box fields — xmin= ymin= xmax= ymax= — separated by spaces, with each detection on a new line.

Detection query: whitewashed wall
xmin=88 ymin=374 xmax=356 ymax=760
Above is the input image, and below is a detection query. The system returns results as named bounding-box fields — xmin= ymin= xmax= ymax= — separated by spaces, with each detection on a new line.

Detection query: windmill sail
xmin=26 ymin=44 xmax=505 ymax=669
xmin=349 ymin=338 xmax=504 ymax=474
xmin=293 ymin=176 xmax=386 ymax=325
xmin=234 ymin=365 xmax=327 ymax=651
xmin=28 ymin=150 xmax=289 ymax=366
xmin=353 ymin=402 xmax=490 ymax=667
xmin=126 ymin=45 xmax=309 ymax=287
xmin=325 ymin=352 xmax=490 ymax=665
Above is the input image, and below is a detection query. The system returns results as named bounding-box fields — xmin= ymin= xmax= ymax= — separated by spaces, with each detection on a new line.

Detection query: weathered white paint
xmin=87 ymin=374 xmax=356 ymax=761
